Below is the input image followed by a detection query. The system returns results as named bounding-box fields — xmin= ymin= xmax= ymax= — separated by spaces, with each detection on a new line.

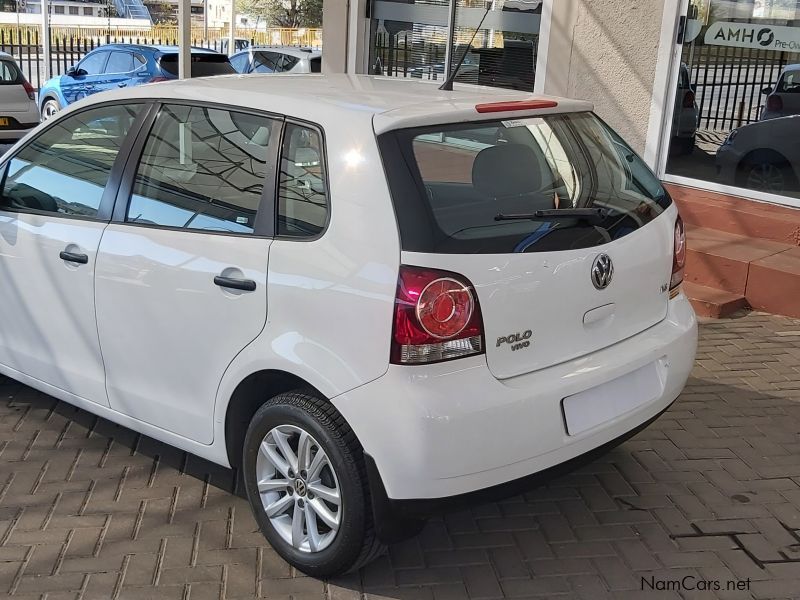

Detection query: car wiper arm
xmin=494 ymin=208 xmax=609 ymax=224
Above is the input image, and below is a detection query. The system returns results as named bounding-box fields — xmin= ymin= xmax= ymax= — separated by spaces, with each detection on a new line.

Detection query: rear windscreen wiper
xmin=494 ymin=208 xmax=609 ymax=224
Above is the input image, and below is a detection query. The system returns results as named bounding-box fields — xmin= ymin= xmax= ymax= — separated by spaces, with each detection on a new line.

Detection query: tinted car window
xmin=379 ymin=112 xmax=669 ymax=254
xmin=778 ymin=70 xmax=800 ymax=93
xmin=106 ymin=51 xmax=134 ymax=73
xmin=277 ymin=123 xmax=328 ymax=237
xmin=230 ymin=53 xmax=249 ymax=72
xmin=127 ymin=104 xmax=278 ymax=234
xmin=310 ymin=57 xmax=322 ymax=73
xmin=281 ymin=55 xmax=299 ymax=71
xmin=78 ymin=52 xmax=108 ymax=75
xmin=253 ymin=51 xmax=282 ymax=73
xmin=0 ymin=60 xmax=21 ymax=83
xmin=0 ymin=104 xmax=142 ymax=217
xmin=159 ymin=53 xmax=236 ymax=77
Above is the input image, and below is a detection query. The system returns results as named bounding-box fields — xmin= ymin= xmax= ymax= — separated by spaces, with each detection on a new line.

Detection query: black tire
xmin=736 ymin=151 xmax=797 ymax=195
xmin=242 ymin=390 xmax=385 ymax=577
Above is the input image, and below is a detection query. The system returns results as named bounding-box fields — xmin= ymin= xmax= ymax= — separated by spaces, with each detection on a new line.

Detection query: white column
xmin=228 ymin=0 xmax=236 ymax=56
xmin=178 ymin=0 xmax=191 ymax=79
xmin=41 ymin=0 xmax=51 ymax=80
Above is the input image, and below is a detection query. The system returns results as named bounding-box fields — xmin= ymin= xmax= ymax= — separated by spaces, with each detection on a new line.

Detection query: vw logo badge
xmin=293 ymin=479 xmax=307 ymax=496
xmin=591 ymin=254 xmax=614 ymax=290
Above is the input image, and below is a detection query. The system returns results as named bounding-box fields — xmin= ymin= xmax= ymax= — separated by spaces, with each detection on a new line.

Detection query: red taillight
xmin=147 ymin=76 xmax=169 ymax=84
xmin=391 ymin=265 xmax=484 ymax=365
xmin=22 ymin=79 xmax=35 ymax=101
xmin=682 ymin=90 xmax=695 ymax=108
xmin=475 ymin=99 xmax=558 ymax=113
xmin=767 ymin=94 xmax=783 ymax=113
xmin=670 ymin=216 xmax=686 ymax=292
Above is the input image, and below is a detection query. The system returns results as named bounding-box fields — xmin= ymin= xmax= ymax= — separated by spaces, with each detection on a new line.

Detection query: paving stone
xmin=1 ymin=312 xmax=800 ymax=597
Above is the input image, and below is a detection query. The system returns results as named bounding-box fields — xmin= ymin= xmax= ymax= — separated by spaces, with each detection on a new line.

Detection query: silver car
xmin=760 ymin=64 xmax=800 ymax=121
xmin=671 ymin=64 xmax=699 ymax=154
xmin=0 ymin=52 xmax=39 ymax=141
xmin=717 ymin=115 xmax=800 ymax=197
xmin=230 ymin=46 xmax=321 ymax=75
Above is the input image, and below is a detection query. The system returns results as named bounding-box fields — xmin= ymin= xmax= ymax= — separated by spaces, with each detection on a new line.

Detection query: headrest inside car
xmin=472 ymin=143 xmax=543 ymax=199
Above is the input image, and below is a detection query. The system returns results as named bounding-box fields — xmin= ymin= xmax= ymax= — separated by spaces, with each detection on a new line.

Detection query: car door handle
xmin=60 ymin=250 xmax=88 ymax=264
xmin=213 ymin=275 xmax=256 ymax=292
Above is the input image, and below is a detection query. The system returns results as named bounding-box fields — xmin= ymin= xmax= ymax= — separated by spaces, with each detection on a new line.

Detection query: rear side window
xmin=106 ymin=51 xmax=134 ymax=73
xmin=159 ymin=54 xmax=236 ymax=77
xmin=0 ymin=60 xmax=22 ymax=84
xmin=379 ymin=112 xmax=670 ymax=254
xmin=277 ymin=123 xmax=328 ymax=237
xmin=253 ymin=51 xmax=282 ymax=73
xmin=281 ymin=55 xmax=299 ymax=71
xmin=127 ymin=104 xmax=279 ymax=234
xmin=0 ymin=104 xmax=141 ymax=217
xmin=310 ymin=57 xmax=321 ymax=73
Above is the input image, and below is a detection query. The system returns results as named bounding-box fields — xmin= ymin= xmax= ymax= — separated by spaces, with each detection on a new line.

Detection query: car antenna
xmin=439 ymin=1 xmax=492 ymax=92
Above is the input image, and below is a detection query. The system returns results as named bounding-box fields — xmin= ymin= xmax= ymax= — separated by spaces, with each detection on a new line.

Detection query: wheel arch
xmin=223 ymin=369 xmax=325 ymax=469
xmin=737 ymin=148 xmax=791 ymax=170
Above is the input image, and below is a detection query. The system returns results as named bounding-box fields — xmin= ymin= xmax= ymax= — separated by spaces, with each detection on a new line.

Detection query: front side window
xmin=380 ymin=112 xmax=669 ymax=254
xmin=78 ymin=52 xmax=108 ymax=75
xmin=277 ymin=123 xmax=328 ymax=237
xmin=127 ymin=104 xmax=279 ymax=234
xmin=0 ymin=104 xmax=141 ymax=217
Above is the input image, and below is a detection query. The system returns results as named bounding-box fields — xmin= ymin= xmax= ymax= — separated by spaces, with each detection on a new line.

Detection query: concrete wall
xmin=322 ymin=0 xmax=348 ymax=73
xmin=541 ymin=0 xmax=666 ymax=155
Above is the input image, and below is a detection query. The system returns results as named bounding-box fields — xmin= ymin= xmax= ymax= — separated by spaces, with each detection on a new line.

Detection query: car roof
xmin=782 ymin=64 xmax=800 ymax=72
xmin=70 ymin=73 xmax=592 ymax=133
xmin=0 ymin=50 xmax=14 ymax=60
xmin=237 ymin=46 xmax=321 ymax=59
xmin=84 ymin=43 xmax=221 ymax=55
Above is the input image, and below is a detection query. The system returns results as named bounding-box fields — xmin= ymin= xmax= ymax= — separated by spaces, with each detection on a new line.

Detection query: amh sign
xmin=705 ymin=22 xmax=800 ymax=53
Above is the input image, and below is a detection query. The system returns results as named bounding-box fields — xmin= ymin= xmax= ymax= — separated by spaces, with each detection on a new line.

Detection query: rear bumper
xmin=334 ymin=294 xmax=697 ymax=502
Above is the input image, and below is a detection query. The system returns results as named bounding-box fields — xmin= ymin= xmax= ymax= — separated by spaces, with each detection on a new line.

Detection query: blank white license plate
xmin=561 ymin=361 xmax=665 ymax=436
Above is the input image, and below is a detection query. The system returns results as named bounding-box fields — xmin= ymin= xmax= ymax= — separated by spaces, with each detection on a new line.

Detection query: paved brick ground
xmin=2 ymin=312 xmax=800 ymax=599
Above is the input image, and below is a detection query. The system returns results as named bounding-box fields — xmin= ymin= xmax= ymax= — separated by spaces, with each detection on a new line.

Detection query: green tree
xmin=239 ymin=0 xmax=322 ymax=28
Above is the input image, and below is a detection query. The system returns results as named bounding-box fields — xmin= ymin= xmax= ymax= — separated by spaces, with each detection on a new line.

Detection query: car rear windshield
xmin=378 ymin=112 xmax=671 ymax=254
xmin=159 ymin=53 xmax=236 ymax=77
xmin=0 ymin=59 xmax=22 ymax=84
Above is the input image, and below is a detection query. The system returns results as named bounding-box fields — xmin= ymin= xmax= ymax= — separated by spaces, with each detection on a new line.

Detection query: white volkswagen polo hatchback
xmin=0 ymin=74 xmax=697 ymax=577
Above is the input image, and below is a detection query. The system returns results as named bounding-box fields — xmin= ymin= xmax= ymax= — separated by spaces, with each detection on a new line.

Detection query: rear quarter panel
xmin=212 ymin=110 xmax=401 ymax=452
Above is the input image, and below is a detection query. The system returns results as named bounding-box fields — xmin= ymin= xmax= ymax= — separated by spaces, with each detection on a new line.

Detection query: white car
xmin=229 ymin=46 xmax=321 ymax=74
xmin=0 ymin=74 xmax=697 ymax=577
xmin=0 ymin=51 xmax=39 ymax=141
xmin=760 ymin=64 xmax=800 ymax=121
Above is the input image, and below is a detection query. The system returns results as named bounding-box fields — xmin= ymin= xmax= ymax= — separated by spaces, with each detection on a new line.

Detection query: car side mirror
xmin=66 ymin=65 xmax=77 ymax=76
xmin=762 ymin=86 xmax=774 ymax=95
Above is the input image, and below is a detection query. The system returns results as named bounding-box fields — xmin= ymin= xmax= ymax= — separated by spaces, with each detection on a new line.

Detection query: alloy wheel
xmin=746 ymin=162 xmax=785 ymax=194
xmin=42 ymin=101 xmax=59 ymax=120
xmin=255 ymin=424 xmax=342 ymax=553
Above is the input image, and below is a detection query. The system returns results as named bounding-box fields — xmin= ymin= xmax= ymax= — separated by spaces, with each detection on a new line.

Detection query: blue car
xmin=38 ymin=44 xmax=235 ymax=119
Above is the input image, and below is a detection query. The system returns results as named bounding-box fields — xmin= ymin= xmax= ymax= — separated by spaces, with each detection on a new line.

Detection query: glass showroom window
xmin=368 ymin=0 xmax=542 ymax=91
xmin=664 ymin=0 xmax=800 ymax=206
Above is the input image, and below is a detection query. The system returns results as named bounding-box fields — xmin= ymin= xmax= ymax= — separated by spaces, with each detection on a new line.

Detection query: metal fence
xmin=0 ymin=25 xmax=322 ymax=90
xmin=683 ymin=42 xmax=789 ymax=132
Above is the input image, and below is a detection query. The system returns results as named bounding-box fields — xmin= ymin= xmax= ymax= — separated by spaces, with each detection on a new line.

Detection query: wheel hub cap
xmin=255 ymin=424 xmax=342 ymax=553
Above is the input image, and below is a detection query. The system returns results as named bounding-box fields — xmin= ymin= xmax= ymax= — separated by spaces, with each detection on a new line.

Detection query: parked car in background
xmin=229 ymin=46 xmax=321 ymax=74
xmin=0 ymin=51 xmax=39 ymax=141
xmin=219 ymin=37 xmax=252 ymax=55
xmin=0 ymin=74 xmax=697 ymax=577
xmin=760 ymin=64 xmax=800 ymax=121
xmin=38 ymin=44 xmax=235 ymax=119
xmin=671 ymin=63 xmax=699 ymax=154
xmin=717 ymin=114 xmax=800 ymax=196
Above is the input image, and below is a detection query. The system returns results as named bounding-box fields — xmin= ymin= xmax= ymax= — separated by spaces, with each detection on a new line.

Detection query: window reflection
xmin=666 ymin=0 xmax=800 ymax=201
xmin=128 ymin=105 xmax=278 ymax=234
xmin=0 ymin=104 xmax=140 ymax=217
xmin=277 ymin=124 xmax=328 ymax=237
